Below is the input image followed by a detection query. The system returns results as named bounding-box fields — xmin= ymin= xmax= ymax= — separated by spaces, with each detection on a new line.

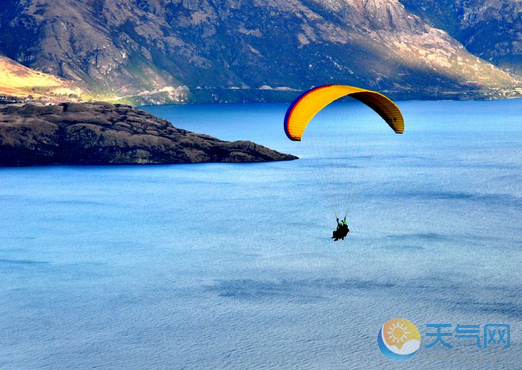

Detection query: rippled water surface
xmin=1 ymin=100 xmax=521 ymax=369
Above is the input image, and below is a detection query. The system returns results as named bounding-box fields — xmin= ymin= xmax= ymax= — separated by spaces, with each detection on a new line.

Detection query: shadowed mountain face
xmin=0 ymin=0 xmax=519 ymax=103
xmin=399 ymin=0 xmax=522 ymax=75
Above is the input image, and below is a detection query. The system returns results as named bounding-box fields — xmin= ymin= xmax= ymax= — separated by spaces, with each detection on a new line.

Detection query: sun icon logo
xmin=377 ymin=318 xmax=421 ymax=362
xmin=388 ymin=321 xmax=410 ymax=345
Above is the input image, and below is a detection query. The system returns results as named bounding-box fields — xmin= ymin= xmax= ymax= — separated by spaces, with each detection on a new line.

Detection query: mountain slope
xmin=0 ymin=0 xmax=519 ymax=103
xmin=0 ymin=55 xmax=81 ymax=99
xmin=399 ymin=0 xmax=522 ymax=76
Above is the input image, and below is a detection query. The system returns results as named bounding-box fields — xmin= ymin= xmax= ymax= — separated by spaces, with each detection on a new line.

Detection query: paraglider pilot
xmin=332 ymin=217 xmax=350 ymax=241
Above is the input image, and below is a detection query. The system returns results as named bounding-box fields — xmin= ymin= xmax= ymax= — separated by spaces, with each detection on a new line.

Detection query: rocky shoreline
xmin=0 ymin=102 xmax=297 ymax=166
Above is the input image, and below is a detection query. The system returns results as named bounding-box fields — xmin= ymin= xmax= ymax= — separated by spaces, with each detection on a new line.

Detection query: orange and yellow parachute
xmin=284 ymin=85 xmax=404 ymax=141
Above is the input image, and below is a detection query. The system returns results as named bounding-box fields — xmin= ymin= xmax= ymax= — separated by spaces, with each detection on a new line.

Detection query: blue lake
xmin=0 ymin=100 xmax=521 ymax=369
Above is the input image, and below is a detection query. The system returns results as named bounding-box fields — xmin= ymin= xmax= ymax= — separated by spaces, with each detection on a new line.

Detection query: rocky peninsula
xmin=0 ymin=102 xmax=297 ymax=166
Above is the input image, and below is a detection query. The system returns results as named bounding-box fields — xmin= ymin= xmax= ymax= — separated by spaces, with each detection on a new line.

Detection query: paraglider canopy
xmin=284 ymin=84 xmax=404 ymax=141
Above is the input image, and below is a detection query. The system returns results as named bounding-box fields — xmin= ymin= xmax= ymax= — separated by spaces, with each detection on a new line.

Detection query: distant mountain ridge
xmin=0 ymin=0 xmax=520 ymax=104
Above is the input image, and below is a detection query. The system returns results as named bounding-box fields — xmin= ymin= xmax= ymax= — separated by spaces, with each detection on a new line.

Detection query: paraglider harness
xmin=332 ymin=217 xmax=349 ymax=241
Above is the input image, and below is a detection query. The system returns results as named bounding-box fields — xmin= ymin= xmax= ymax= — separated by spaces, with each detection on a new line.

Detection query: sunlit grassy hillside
xmin=0 ymin=56 xmax=82 ymax=99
